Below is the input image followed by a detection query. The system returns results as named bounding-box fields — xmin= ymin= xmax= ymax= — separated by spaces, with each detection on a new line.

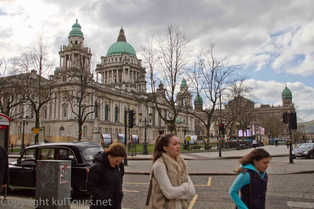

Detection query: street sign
xmin=33 ymin=128 xmax=39 ymax=134
xmin=186 ymin=136 xmax=191 ymax=141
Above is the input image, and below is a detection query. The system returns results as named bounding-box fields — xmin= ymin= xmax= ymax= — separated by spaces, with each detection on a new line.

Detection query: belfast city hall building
xmin=6 ymin=21 xmax=295 ymax=146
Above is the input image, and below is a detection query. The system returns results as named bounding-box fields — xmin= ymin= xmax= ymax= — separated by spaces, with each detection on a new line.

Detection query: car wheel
xmin=71 ymin=183 xmax=80 ymax=199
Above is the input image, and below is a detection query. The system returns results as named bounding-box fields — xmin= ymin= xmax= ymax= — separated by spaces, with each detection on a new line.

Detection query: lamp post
xmin=20 ymin=116 xmax=28 ymax=154
xmin=236 ymin=122 xmax=240 ymax=150
xmin=139 ymin=113 xmax=152 ymax=155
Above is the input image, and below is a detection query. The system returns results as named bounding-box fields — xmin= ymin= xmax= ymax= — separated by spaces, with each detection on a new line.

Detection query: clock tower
xmin=282 ymin=85 xmax=293 ymax=107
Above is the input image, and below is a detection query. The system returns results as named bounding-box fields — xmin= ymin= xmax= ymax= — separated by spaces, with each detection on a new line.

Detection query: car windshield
xmin=82 ymin=146 xmax=103 ymax=161
xmin=297 ymin=144 xmax=314 ymax=149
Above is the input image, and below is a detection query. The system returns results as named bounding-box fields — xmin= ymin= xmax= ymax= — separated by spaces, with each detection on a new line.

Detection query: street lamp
xmin=139 ymin=113 xmax=152 ymax=155
xmin=20 ymin=116 xmax=28 ymax=154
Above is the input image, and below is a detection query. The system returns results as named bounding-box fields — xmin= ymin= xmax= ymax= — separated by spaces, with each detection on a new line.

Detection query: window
xmin=63 ymin=107 xmax=67 ymax=118
xmin=44 ymin=109 xmax=47 ymax=119
xmin=58 ymin=149 xmax=76 ymax=163
xmin=40 ymin=149 xmax=55 ymax=160
xmin=63 ymin=76 xmax=67 ymax=82
xmin=83 ymin=126 xmax=87 ymax=137
xmin=20 ymin=149 xmax=36 ymax=162
xmin=115 ymin=106 xmax=118 ymax=122
xmin=105 ymin=105 xmax=109 ymax=121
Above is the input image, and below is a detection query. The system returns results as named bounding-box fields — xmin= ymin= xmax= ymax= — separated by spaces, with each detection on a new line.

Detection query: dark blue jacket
xmin=240 ymin=168 xmax=268 ymax=209
xmin=229 ymin=164 xmax=268 ymax=209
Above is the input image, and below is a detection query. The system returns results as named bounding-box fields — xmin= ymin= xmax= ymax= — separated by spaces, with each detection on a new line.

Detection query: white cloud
xmin=244 ymin=79 xmax=314 ymax=121
xmin=2 ymin=0 xmax=314 ymax=121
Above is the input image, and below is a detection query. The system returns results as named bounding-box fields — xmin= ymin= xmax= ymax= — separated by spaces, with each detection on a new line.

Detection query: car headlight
xmin=303 ymin=151 xmax=308 ymax=154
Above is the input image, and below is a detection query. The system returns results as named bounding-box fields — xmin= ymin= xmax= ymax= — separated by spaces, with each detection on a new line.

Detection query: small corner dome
xmin=68 ymin=19 xmax=84 ymax=38
xmin=175 ymin=118 xmax=184 ymax=124
xmin=181 ymin=79 xmax=188 ymax=88
xmin=282 ymin=85 xmax=292 ymax=99
xmin=194 ymin=94 xmax=203 ymax=105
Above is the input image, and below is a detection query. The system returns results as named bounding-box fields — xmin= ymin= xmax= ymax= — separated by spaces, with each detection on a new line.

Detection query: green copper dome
xmin=181 ymin=79 xmax=188 ymax=88
xmin=68 ymin=19 xmax=84 ymax=38
xmin=106 ymin=28 xmax=137 ymax=58
xmin=194 ymin=94 xmax=203 ymax=105
xmin=282 ymin=85 xmax=292 ymax=99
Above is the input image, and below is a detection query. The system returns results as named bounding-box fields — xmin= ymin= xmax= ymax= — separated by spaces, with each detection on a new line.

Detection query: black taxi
xmin=8 ymin=142 xmax=103 ymax=198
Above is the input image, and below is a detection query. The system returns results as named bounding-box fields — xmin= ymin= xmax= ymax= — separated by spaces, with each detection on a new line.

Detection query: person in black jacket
xmin=87 ymin=143 xmax=127 ymax=209
xmin=0 ymin=145 xmax=9 ymax=194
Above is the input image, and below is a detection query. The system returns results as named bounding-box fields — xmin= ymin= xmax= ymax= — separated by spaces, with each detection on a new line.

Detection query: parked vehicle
xmin=8 ymin=142 xmax=103 ymax=198
xmin=101 ymin=134 xmax=113 ymax=145
xmin=130 ymin=135 xmax=139 ymax=144
xmin=117 ymin=134 xmax=125 ymax=144
xmin=292 ymin=143 xmax=314 ymax=159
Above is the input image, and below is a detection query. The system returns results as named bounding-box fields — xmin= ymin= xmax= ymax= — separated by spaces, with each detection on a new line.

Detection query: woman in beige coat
xmin=149 ymin=133 xmax=195 ymax=209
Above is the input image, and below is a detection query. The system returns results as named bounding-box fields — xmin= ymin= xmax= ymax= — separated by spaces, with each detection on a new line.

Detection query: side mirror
xmin=17 ymin=158 xmax=21 ymax=164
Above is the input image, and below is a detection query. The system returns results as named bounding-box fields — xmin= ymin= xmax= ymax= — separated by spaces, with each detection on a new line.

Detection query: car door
xmin=9 ymin=148 xmax=37 ymax=188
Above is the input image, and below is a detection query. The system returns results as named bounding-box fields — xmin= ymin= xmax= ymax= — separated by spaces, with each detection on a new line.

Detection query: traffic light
xmin=283 ymin=112 xmax=288 ymax=124
xmin=128 ymin=110 xmax=136 ymax=128
xmin=289 ymin=112 xmax=297 ymax=129
xmin=219 ymin=123 xmax=225 ymax=135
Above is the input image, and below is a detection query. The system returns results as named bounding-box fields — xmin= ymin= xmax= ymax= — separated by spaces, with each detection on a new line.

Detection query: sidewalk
xmin=4 ymin=145 xmax=313 ymax=209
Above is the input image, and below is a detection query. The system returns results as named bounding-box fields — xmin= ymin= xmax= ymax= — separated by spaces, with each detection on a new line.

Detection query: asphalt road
xmin=3 ymin=157 xmax=314 ymax=209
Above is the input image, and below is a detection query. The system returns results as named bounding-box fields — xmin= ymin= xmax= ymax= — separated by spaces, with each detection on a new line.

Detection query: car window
xmin=57 ymin=148 xmax=76 ymax=163
xmin=20 ymin=148 xmax=36 ymax=163
xmin=40 ymin=148 xmax=55 ymax=160
xmin=82 ymin=146 xmax=103 ymax=161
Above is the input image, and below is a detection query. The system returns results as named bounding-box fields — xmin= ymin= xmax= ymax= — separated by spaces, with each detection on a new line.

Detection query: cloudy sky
xmin=1 ymin=0 xmax=314 ymax=122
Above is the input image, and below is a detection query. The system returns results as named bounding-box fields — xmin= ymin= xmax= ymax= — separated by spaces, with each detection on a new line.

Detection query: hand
xmin=2 ymin=184 xmax=7 ymax=188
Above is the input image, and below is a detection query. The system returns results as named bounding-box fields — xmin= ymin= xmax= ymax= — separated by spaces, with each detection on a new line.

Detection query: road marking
xmin=207 ymin=177 xmax=212 ymax=186
xmin=123 ymin=190 xmax=139 ymax=193
xmin=124 ymin=182 xmax=149 ymax=185
xmin=287 ymin=201 xmax=314 ymax=208
xmin=188 ymin=194 xmax=198 ymax=209
xmin=124 ymin=182 xmax=210 ymax=187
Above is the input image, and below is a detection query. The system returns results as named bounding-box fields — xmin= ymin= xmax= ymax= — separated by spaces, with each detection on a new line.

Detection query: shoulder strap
xmin=248 ymin=170 xmax=253 ymax=209
xmin=146 ymin=170 xmax=154 ymax=207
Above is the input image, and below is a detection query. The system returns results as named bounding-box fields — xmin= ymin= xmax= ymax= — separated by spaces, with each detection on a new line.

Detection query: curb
xmin=125 ymin=170 xmax=314 ymax=176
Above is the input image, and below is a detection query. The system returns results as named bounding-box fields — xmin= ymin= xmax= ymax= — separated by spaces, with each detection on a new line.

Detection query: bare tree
xmin=142 ymin=24 xmax=192 ymax=133
xmin=261 ymin=115 xmax=282 ymax=139
xmin=191 ymin=46 xmax=240 ymax=137
xmin=223 ymin=78 xmax=256 ymax=136
xmin=0 ymin=58 xmax=25 ymax=116
xmin=17 ymin=35 xmax=54 ymax=143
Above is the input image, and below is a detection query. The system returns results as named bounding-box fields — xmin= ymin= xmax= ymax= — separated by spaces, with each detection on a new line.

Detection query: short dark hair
xmin=105 ymin=143 xmax=127 ymax=158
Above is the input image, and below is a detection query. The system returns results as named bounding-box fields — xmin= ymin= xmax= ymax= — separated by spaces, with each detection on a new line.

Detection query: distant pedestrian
xmin=87 ymin=143 xmax=127 ymax=209
xmin=148 ymin=134 xmax=195 ymax=209
xmin=229 ymin=148 xmax=270 ymax=209
xmin=0 ymin=145 xmax=9 ymax=194
xmin=275 ymin=138 xmax=278 ymax=146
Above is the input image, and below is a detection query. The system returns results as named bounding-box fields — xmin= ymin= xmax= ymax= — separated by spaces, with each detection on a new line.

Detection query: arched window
xmin=115 ymin=106 xmax=118 ymax=122
xmin=105 ymin=105 xmax=109 ymax=121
